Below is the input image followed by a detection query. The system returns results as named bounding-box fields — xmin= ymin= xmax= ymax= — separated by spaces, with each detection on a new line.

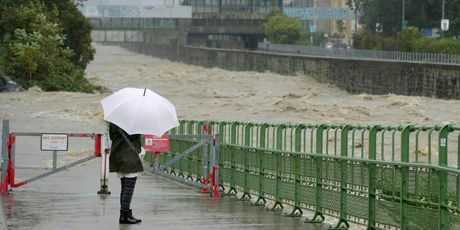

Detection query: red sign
xmin=144 ymin=134 xmax=169 ymax=152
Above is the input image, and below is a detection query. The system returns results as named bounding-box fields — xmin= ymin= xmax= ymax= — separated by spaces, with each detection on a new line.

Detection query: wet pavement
xmin=1 ymin=158 xmax=323 ymax=230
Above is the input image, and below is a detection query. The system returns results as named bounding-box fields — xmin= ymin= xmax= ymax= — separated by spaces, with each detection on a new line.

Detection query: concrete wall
xmin=107 ymin=41 xmax=460 ymax=99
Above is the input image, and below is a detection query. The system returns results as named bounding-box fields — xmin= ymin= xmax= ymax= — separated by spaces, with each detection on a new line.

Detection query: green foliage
xmin=5 ymin=30 xmax=42 ymax=82
xmin=295 ymin=32 xmax=326 ymax=46
xmin=263 ymin=10 xmax=301 ymax=44
xmin=353 ymin=28 xmax=460 ymax=54
xmin=425 ymin=38 xmax=460 ymax=54
xmin=396 ymin=27 xmax=423 ymax=52
xmin=352 ymin=30 xmax=396 ymax=50
xmin=0 ymin=45 xmax=4 ymax=74
xmin=336 ymin=20 xmax=346 ymax=35
xmin=0 ymin=0 xmax=95 ymax=69
xmin=43 ymin=0 xmax=95 ymax=68
xmin=349 ymin=0 xmax=460 ymax=37
xmin=1 ymin=0 xmax=98 ymax=92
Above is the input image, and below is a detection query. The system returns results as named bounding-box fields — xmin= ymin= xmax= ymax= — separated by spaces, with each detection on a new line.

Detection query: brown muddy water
xmin=0 ymin=44 xmax=459 ymax=230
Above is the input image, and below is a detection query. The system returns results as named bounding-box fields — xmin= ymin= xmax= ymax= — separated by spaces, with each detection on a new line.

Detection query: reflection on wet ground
xmin=2 ymin=159 xmax=323 ymax=230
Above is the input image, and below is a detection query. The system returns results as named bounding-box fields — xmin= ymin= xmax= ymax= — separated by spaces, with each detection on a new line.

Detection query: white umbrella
xmin=100 ymin=87 xmax=179 ymax=136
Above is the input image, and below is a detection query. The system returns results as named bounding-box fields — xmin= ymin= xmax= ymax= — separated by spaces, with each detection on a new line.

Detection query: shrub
xmin=353 ymin=28 xmax=460 ymax=54
xmin=46 ymin=0 xmax=95 ymax=68
xmin=295 ymin=32 xmax=326 ymax=46
xmin=396 ymin=27 xmax=423 ymax=52
xmin=427 ymin=38 xmax=460 ymax=54
xmin=263 ymin=10 xmax=301 ymax=44
xmin=1 ymin=0 xmax=99 ymax=92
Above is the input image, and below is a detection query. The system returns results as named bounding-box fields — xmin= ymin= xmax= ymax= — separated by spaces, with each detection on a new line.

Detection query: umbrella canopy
xmin=100 ymin=87 xmax=179 ymax=136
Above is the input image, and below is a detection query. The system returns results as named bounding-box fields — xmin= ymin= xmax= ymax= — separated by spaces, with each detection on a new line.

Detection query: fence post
xmin=269 ymin=124 xmax=285 ymax=211
xmin=287 ymin=124 xmax=304 ymax=217
xmin=201 ymin=122 xmax=210 ymax=193
xmin=334 ymin=125 xmax=351 ymax=229
xmin=1 ymin=120 xmax=9 ymax=193
xmin=98 ymin=133 xmax=111 ymax=195
xmin=217 ymin=122 xmax=226 ymax=192
xmin=224 ymin=122 xmax=238 ymax=196
xmin=212 ymin=133 xmax=220 ymax=197
xmin=255 ymin=124 xmax=268 ymax=206
xmin=367 ymin=125 xmax=380 ymax=229
xmin=306 ymin=124 xmax=326 ymax=223
xmin=400 ymin=125 xmax=413 ymax=230
xmin=241 ymin=123 xmax=252 ymax=201
xmin=438 ymin=125 xmax=451 ymax=230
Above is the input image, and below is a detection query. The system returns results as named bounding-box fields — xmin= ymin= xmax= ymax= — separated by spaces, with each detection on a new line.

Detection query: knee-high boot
xmin=119 ymin=177 xmax=141 ymax=224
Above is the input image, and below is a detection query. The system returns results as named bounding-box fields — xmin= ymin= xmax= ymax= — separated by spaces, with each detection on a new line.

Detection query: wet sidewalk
xmin=1 ymin=159 xmax=322 ymax=230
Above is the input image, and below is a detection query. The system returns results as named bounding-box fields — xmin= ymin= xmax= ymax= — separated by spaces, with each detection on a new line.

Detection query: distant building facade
xmin=284 ymin=0 xmax=356 ymax=44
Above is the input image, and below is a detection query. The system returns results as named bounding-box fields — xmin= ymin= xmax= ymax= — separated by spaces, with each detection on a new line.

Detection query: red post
xmin=5 ymin=134 xmax=16 ymax=191
xmin=201 ymin=178 xmax=208 ymax=193
xmin=202 ymin=124 xmax=209 ymax=134
xmin=212 ymin=165 xmax=219 ymax=198
xmin=95 ymin=134 xmax=102 ymax=157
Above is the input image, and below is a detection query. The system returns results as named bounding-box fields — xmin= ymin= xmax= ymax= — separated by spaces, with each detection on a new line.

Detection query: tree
xmin=1 ymin=0 xmax=96 ymax=92
xmin=396 ymin=26 xmax=423 ymax=51
xmin=0 ymin=0 xmax=94 ymax=69
xmin=348 ymin=0 xmax=460 ymax=37
xmin=336 ymin=20 xmax=346 ymax=35
xmin=262 ymin=10 xmax=301 ymax=44
xmin=43 ymin=0 xmax=95 ymax=68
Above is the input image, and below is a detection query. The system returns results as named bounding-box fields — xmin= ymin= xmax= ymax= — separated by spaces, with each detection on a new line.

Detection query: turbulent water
xmin=1 ymin=43 xmax=459 ymax=230
xmin=1 ymin=43 xmax=459 ymax=134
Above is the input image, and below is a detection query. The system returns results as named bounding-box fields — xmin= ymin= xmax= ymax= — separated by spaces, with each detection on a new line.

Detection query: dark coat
xmin=109 ymin=123 xmax=144 ymax=173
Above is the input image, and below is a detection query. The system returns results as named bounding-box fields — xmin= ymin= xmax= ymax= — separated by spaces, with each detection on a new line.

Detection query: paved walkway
xmin=1 ymin=158 xmax=322 ymax=230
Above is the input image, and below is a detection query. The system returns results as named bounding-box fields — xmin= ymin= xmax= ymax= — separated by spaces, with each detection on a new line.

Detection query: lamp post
xmin=441 ymin=0 xmax=445 ymax=37
xmin=401 ymin=0 xmax=405 ymax=29
xmin=442 ymin=0 xmax=445 ymax=20
xmin=352 ymin=0 xmax=358 ymax=33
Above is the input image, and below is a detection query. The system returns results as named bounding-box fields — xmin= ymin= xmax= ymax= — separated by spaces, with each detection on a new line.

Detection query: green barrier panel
xmin=157 ymin=120 xmax=460 ymax=230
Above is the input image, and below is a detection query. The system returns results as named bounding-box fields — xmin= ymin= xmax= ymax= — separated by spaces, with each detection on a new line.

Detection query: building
xmin=284 ymin=0 xmax=356 ymax=44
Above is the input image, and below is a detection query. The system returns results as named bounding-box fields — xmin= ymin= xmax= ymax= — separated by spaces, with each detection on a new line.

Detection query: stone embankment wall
xmin=105 ymin=41 xmax=460 ymax=99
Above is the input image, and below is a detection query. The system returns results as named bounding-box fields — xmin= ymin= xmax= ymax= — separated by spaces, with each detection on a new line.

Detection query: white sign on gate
xmin=41 ymin=134 xmax=68 ymax=151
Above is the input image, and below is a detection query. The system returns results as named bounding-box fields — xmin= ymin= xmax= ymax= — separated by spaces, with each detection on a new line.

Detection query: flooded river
xmin=2 ymin=44 xmax=460 ymax=135
xmin=0 ymin=44 xmax=459 ymax=230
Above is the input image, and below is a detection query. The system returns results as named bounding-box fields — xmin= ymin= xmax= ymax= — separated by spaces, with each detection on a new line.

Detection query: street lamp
xmin=442 ymin=0 xmax=445 ymax=20
xmin=401 ymin=0 xmax=405 ymax=29
xmin=441 ymin=0 xmax=448 ymax=37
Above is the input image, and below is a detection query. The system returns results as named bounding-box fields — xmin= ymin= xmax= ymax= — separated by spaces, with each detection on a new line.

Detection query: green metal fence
xmin=157 ymin=120 xmax=460 ymax=230
xmin=156 ymin=121 xmax=209 ymax=182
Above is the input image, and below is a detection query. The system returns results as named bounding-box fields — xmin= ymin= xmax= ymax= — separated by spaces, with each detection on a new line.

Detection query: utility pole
xmin=401 ymin=0 xmax=405 ymax=29
xmin=442 ymin=0 xmax=445 ymax=20
xmin=441 ymin=0 xmax=445 ymax=37
xmin=354 ymin=0 xmax=358 ymax=33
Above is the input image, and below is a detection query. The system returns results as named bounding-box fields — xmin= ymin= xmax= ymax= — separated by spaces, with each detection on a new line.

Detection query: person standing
xmin=109 ymin=122 xmax=145 ymax=224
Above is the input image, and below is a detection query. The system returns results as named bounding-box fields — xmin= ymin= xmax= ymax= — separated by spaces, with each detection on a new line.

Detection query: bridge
xmin=89 ymin=14 xmax=267 ymax=49
xmin=2 ymin=119 xmax=460 ymax=229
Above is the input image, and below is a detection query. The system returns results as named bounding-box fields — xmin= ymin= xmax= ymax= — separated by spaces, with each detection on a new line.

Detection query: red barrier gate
xmin=0 ymin=120 xmax=108 ymax=194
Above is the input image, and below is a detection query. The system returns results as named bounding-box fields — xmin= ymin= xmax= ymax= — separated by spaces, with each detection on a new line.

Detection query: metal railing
xmin=258 ymin=42 xmax=460 ymax=65
xmin=187 ymin=2 xmax=281 ymax=13
xmin=89 ymin=17 xmax=179 ymax=31
xmin=160 ymin=120 xmax=460 ymax=230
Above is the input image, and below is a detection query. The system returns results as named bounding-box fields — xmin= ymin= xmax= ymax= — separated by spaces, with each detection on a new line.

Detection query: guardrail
xmin=163 ymin=120 xmax=460 ymax=229
xmin=258 ymin=42 xmax=460 ymax=65
xmin=190 ymin=5 xmax=280 ymax=13
xmin=89 ymin=17 xmax=179 ymax=31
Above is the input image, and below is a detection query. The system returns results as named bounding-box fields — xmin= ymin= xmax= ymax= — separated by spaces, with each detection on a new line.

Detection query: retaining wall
xmin=104 ymin=41 xmax=460 ymax=99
